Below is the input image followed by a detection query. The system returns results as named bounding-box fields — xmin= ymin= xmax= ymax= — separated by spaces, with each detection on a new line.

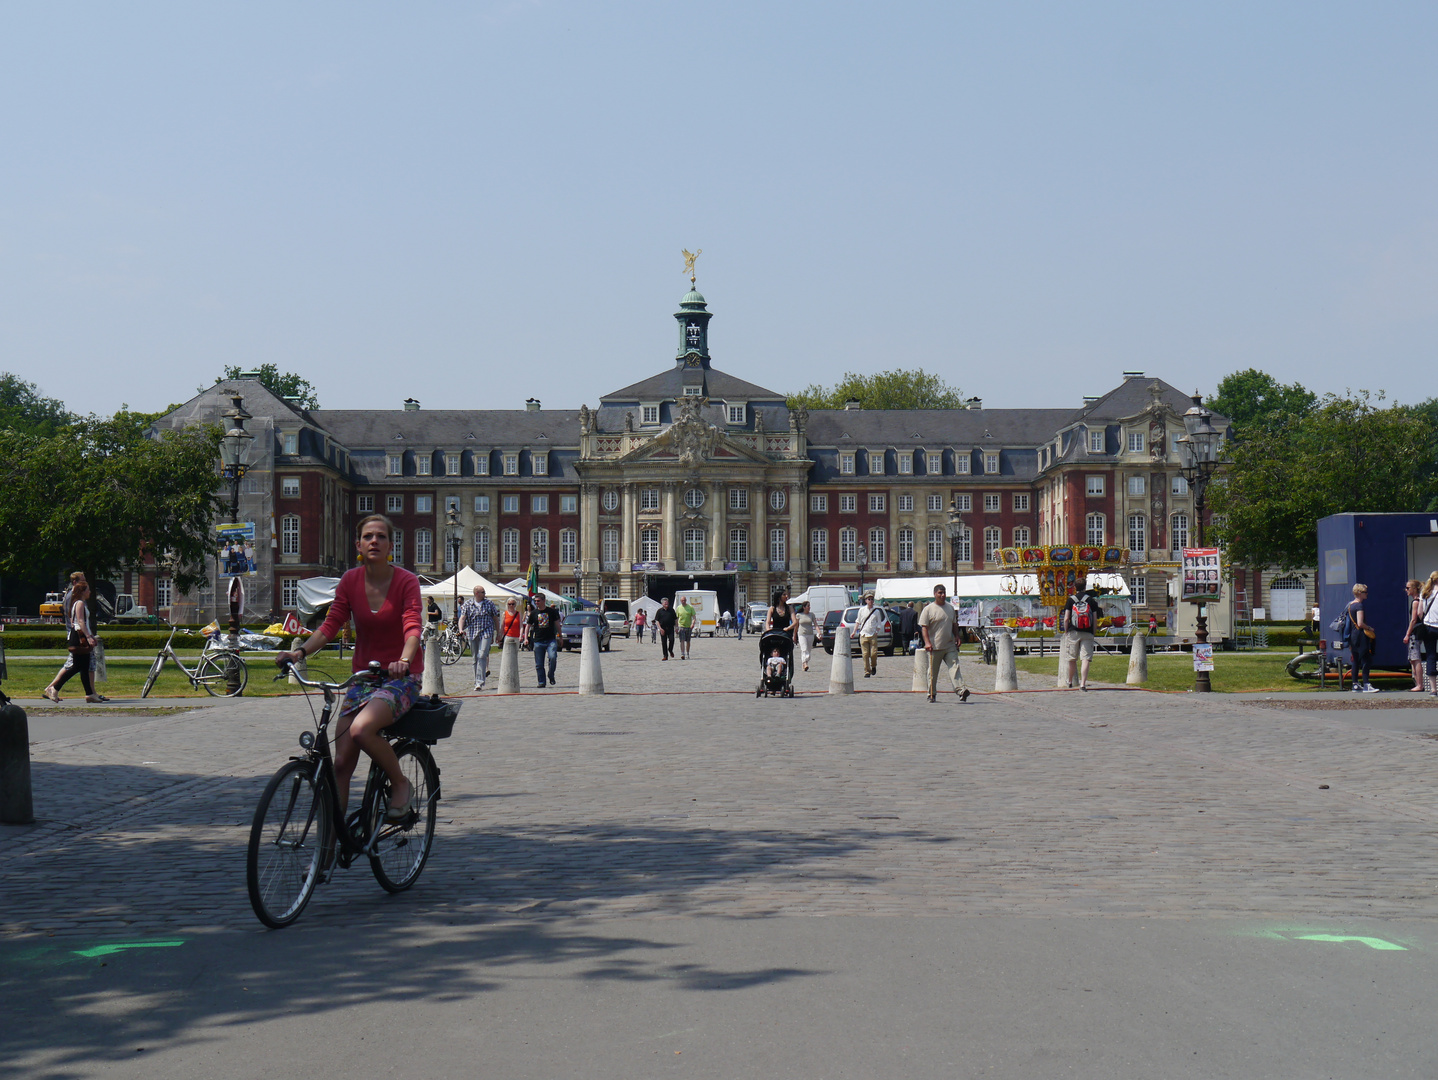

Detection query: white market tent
xmin=873 ymin=573 xmax=1130 ymax=604
xmin=420 ymin=566 xmax=524 ymax=602
xmin=502 ymin=578 xmax=576 ymax=610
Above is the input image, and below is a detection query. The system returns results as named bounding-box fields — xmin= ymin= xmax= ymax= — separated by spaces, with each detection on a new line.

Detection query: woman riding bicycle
xmin=276 ymin=514 xmax=422 ymax=821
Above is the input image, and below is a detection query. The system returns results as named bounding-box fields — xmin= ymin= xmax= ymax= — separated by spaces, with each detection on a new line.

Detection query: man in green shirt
xmin=675 ymin=597 xmax=698 ymax=659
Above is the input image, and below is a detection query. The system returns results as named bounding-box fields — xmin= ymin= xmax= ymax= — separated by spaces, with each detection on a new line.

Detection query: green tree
xmin=207 ymin=364 xmax=320 ymax=410
xmin=787 ymin=369 xmax=965 ymax=411
xmin=0 ymin=409 xmax=223 ymax=593
xmin=1206 ymin=369 xmax=1316 ymax=437
xmin=0 ymin=373 xmax=72 ymax=436
xmin=1209 ymin=392 xmax=1438 ymax=570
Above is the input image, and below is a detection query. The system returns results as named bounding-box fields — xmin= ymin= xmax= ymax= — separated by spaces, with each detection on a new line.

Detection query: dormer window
xmin=869 ymin=453 xmax=884 ymax=475
xmin=727 ymin=404 xmax=745 ymax=425
xmin=532 ymin=451 xmax=548 ymax=476
xmin=683 ymin=386 xmax=703 ymax=397
xmin=984 ymin=453 xmax=999 ymax=475
xmin=387 ymin=453 xmax=403 ymax=476
xmin=503 ymin=453 xmax=519 ymax=476
xmin=475 ymin=451 xmax=490 ymax=476
xmin=445 ymin=452 xmax=460 ymax=476
xmin=1089 ymin=429 xmax=1104 ymax=453
xmin=416 ymin=455 xmax=432 ymax=476
xmin=283 ymin=432 xmax=298 ymax=455
xmin=641 ymin=405 xmax=659 ymax=424
xmin=956 ymin=453 xmax=971 ymax=476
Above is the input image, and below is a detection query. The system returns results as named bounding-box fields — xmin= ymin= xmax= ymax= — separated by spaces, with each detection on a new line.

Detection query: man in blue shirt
xmin=457 ymin=585 xmax=500 ymax=691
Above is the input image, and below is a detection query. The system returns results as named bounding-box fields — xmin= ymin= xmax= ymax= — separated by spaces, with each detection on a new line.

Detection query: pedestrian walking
xmin=856 ymin=593 xmax=885 ymax=678
xmin=1346 ymin=583 xmax=1377 ymax=693
xmin=896 ymin=601 xmax=918 ymax=655
xmin=523 ymin=593 xmax=561 ymax=687
xmin=764 ymin=589 xmax=794 ymax=640
xmin=654 ymin=597 xmax=677 ymax=659
xmin=633 ymin=607 xmax=647 ymax=641
xmin=1420 ymin=572 xmax=1438 ymax=696
xmin=1060 ymin=586 xmax=1103 ymax=690
xmin=735 ymin=607 xmax=745 ymax=640
xmin=44 ymin=571 xmax=88 ymax=698
xmin=918 ymin=583 xmax=970 ymax=703
xmin=43 ymin=580 xmax=107 ymax=703
xmin=500 ymin=597 xmax=524 ymax=643
xmin=426 ymin=596 xmax=443 ymax=631
xmin=795 ymin=601 xmax=816 ymax=672
xmin=1403 ymin=579 xmax=1425 ymax=692
xmin=457 ymin=585 xmax=500 ymax=691
xmin=675 ymin=595 xmax=698 ymax=659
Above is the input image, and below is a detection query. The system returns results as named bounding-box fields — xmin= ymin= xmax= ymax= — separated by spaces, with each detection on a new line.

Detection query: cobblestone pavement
xmin=4 ymin=633 xmax=1438 ymax=940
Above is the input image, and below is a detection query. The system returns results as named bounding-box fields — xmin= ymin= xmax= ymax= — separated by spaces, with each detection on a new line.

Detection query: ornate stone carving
xmin=578 ymin=403 xmax=592 ymax=434
xmin=788 ymin=406 xmax=808 ymax=435
xmin=624 ymin=411 xmax=635 ymax=432
xmin=670 ymin=398 xmax=718 ymax=468
xmin=754 ymin=409 xmax=765 ymax=434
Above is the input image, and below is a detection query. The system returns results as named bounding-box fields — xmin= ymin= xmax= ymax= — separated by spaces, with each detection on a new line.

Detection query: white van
xmin=795 ymin=584 xmax=851 ymax=624
xmin=674 ymin=589 xmax=719 ymax=637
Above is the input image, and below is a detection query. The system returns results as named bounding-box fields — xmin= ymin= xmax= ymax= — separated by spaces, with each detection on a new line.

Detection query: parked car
xmin=559 ymin=611 xmax=612 ymax=651
xmin=820 ymin=605 xmax=898 ymax=656
xmin=603 ymin=610 xmax=631 ymax=637
xmin=747 ymin=601 xmax=769 ymax=631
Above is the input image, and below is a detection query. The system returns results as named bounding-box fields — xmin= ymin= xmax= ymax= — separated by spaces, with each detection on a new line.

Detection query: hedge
xmin=0 ymin=627 xmax=282 ymax=650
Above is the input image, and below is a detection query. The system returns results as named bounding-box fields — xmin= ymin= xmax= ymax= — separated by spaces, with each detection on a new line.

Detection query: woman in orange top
xmin=277 ymin=514 xmax=422 ymax=820
xmin=501 ymin=596 xmax=524 ymax=641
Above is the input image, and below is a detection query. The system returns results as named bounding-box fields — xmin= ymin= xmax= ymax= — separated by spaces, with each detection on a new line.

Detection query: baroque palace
xmin=148 ymin=283 xmax=1238 ymax=625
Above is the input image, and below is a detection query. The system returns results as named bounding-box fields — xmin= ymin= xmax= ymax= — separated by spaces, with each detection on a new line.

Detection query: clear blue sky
xmin=3 ymin=2 xmax=1435 ymax=417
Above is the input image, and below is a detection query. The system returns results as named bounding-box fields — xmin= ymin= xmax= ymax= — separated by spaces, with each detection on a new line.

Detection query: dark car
xmin=559 ymin=610 xmax=612 ymax=652
xmin=821 ymin=605 xmax=898 ymax=655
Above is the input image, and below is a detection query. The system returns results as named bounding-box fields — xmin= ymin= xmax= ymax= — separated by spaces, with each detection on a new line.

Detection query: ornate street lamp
xmin=573 ymin=560 xmax=583 ymax=608
xmin=446 ymin=505 xmax=462 ymax=622
xmin=217 ymin=390 xmax=253 ymax=694
xmin=946 ymin=497 xmax=967 ymax=599
xmin=1177 ymin=393 xmax=1225 ymax=693
xmin=856 ymin=543 xmax=869 ymax=601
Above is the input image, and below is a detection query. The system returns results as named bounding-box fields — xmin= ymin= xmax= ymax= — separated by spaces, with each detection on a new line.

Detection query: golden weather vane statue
xmin=681 ymin=248 xmax=702 ymax=286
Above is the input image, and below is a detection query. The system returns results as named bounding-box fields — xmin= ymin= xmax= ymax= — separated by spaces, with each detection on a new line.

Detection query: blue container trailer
xmin=1317 ymin=513 xmax=1438 ymax=670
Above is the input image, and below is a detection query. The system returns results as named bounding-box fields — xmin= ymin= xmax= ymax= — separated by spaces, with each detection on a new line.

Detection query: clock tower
xmin=674 ymin=286 xmax=712 ymax=368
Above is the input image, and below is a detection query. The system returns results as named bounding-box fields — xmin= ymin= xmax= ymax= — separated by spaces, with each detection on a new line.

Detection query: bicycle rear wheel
xmin=440 ymin=631 xmax=464 ymax=666
xmin=140 ymin=656 xmax=163 ymax=698
xmin=366 ymin=743 xmax=438 ymax=893
xmin=247 ymin=760 xmax=332 ymax=928
xmin=197 ymin=652 xmax=248 ymax=696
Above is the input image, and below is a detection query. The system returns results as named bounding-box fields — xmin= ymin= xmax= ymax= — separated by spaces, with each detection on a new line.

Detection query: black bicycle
xmin=245 ymin=661 xmax=459 ymax=929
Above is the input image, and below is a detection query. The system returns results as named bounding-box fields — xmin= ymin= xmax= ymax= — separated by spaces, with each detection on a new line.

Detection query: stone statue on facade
xmin=579 ymin=403 xmax=592 ymax=434
xmin=788 ymin=406 xmax=808 ymax=434
xmin=624 ymin=410 xmax=635 ymax=432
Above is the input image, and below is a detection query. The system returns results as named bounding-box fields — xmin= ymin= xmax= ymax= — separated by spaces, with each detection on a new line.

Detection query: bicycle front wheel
xmin=367 ymin=743 xmax=438 ymax=893
xmin=197 ymin=652 xmax=248 ymax=697
xmin=140 ymin=656 xmax=163 ymax=698
xmin=440 ymin=632 xmax=463 ymax=666
xmin=247 ymin=760 xmax=332 ymax=929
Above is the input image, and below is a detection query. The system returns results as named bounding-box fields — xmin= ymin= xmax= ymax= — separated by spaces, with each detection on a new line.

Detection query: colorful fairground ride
xmin=993 ymin=545 xmax=1134 ymax=629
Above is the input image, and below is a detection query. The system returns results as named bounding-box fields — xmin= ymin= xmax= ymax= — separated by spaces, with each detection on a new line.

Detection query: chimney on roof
xmin=403 ymin=398 xmax=421 ymax=411
xmin=1082 ymin=396 xmax=1099 ymax=406
xmin=283 ymin=395 xmax=304 ymax=406
xmin=966 ymin=396 xmax=982 ymax=410
xmin=843 ymin=398 xmax=861 ymax=410
xmin=1122 ymin=370 xmax=1145 ymax=379
xmin=526 ymin=398 xmax=541 ymax=412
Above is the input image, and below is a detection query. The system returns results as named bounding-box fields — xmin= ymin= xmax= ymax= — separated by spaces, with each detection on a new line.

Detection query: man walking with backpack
xmin=1061 ymin=586 xmax=1103 ymax=691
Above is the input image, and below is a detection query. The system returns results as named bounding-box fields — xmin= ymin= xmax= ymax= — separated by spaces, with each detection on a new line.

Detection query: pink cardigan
xmin=318 ymin=566 xmax=423 ymax=673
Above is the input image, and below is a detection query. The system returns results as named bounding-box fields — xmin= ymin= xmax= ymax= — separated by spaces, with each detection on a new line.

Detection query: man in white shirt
xmin=918 ymin=583 xmax=971 ymax=704
xmin=856 ymin=593 xmax=886 ymax=679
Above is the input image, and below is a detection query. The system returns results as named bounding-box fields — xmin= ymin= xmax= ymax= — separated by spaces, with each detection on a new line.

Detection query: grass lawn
xmin=0 ymin=655 xmax=350 ymax=699
xmin=1013 ymin=648 xmax=1417 ymax=694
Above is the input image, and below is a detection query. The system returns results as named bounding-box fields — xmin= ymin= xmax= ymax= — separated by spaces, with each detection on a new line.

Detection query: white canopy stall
xmin=875 ymin=573 xmax=1132 ymax=631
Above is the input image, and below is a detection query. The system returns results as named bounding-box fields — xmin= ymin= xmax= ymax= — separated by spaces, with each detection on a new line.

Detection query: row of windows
xmin=1067 ymin=512 xmax=1190 ymax=550
xmin=836 ymin=450 xmax=1001 ymax=476
xmin=384 ymin=450 xmax=551 ymax=478
xmin=1079 ymin=474 xmax=1191 ymax=497
xmin=356 ymin=493 xmax=580 ymax=516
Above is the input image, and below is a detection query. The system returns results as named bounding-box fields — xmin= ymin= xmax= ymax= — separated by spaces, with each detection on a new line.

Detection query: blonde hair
xmin=1352 ymin=583 xmax=1367 ymax=596
xmin=1423 ymin=571 xmax=1438 ymax=599
xmin=1407 ymin=579 xmax=1422 ymax=592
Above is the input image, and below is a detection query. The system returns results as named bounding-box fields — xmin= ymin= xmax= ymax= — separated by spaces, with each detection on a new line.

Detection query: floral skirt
xmin=341 ymin=673 xmax=421 ymax=722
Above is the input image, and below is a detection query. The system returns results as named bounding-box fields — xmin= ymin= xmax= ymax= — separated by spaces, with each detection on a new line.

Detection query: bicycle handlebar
xmin=274 ymin=659 xmax=385 ymax=693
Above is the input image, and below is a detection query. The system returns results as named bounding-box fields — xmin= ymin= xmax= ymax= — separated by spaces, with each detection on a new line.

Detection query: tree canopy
xmin=1209 ymin=391 xmax=1438 ymax=570
xmin=1206 ymin=368 xmax=1316 ymax=438
xmin=0 ymin=407 xmax=224 ymax=593
xmin=0 ymin=373 xmax=72 ymax=436
xmin=787 ymin=369 xmax=965 ymax=412
xmin=210 ymin=364 xmax=320 ymax=410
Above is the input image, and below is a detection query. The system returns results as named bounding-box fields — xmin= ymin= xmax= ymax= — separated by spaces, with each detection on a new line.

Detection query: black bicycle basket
xmin=388 ymin=695 xmax=461 ymax=743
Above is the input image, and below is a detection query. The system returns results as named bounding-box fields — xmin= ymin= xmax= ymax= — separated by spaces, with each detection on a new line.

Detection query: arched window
xmin=867 ymin=527 xmax=886 ymax=564
xmin=601 ymin=527 xmax=619 ymax=567
xmin=1170 ymin=513 xmax=1189 ymax=551
xmin=500 ymin=528 xmax=519 ymax=566
xmin=839 ymin=527 xmax=858 ymax=564
xmin=897 ymin=527 xmax=915 ymax=565
xmin=559 ymin=528 xmax=578 ymax=565
xmin=810 ymin=528 xmax=827 ymax=566
xmin=1127 ymin=513 xmax=1146 ymax=553
xmin=530 ymin=528 xmax=548 ymax=563
xmin=1012 ymin=526 xmax=1031 ymax=546
xmin=983 ymin=526 xmax=1001 ymax=562
xmin=1085 ymin=514 xmax=1105 ymax=545
xmin=769 ymin=527 xmax=787 ymax=569
xmin=281 ymin=514 xmax=300 ymax=557
xmin=639 ymin=527 xmax=660 ymax=562
xmin=927 ymin=527 xmax=944 ymax=567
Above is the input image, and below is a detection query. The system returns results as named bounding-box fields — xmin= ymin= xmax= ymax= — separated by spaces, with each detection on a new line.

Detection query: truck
xmin=1317 ymin=512 xmax=1438 ymax=671
xmin=674 ymin=588 xmax=719 ymax=637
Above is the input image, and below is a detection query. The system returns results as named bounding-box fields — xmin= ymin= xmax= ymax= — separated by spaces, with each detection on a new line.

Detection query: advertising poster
xmin=1193 ymin=643 xmax=1214 ymax=672
xmin=217 ymin=522 xmax=258 ymax=576
xmin=1181 ymin=547 xmax=1221 ymax=603
xmin=956 ymin=600 xmax=983 ymax=627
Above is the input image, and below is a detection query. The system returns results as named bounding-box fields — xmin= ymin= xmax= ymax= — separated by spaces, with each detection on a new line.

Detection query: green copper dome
xmin=680 ymin=287 xmax=707 ymax=306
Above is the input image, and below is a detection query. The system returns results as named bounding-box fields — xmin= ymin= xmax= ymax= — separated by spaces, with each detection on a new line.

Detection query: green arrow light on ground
xmin=73 ymin=940 xmax=186 ymax=958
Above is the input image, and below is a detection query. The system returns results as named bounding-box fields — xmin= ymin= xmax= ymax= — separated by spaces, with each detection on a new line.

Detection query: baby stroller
xmin=756 ymin=630 xmax=795 ymax=698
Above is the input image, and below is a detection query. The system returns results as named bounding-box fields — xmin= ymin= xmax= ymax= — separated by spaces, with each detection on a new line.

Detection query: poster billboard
xmin=217 ymin=522 xmax=258 ymax=577
xmin=1193 ymin=643 xmax=1214 ymax=672
xmin=1181 ymin=547 xmax=1221 ymax=603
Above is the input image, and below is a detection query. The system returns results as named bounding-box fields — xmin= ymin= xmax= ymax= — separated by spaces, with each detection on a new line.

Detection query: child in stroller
xmin=756 ymin=629 xmax=795 ymax=698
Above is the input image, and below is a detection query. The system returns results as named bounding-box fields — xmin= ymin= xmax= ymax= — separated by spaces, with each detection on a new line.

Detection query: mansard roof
xmin=805 ymin=408 xmax=1075 ymax=448
xmin=313 ymin=409 xmax=581 ymax=447
xmin=600 ymin=365 xmax=785 ymax=405
xmin=1068 ymin=376 xmax=1226 ymax=426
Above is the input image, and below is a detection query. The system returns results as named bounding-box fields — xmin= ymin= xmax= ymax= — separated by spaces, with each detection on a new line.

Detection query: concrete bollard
xmin=421 ymin=630 xmax=446 ymax=697
xmin=498 ymin=636 xmax=521 ymax=694
xmin=912 ymin=645 xmax=928 ymax=692
xmin=287 ymin=636 xmax=307 ymax=686
xmin=0 ymin=696 xmax=35 ymax=825
xmin=829 ymin=626 xmax=855 ymax=694
xmin=994 ymin=631 xmax=1019 ymax=692
xmin=579 ymin=625 xmax=605 ymax=695
xmin=1127 ymin=631 xmax=1148 ymax=685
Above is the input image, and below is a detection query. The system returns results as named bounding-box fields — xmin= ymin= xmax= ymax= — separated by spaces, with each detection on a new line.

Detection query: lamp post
xmin=573 ymin=561 xmax=583 ymax=608
xmin=1177 ymin=394 xmax=1224 ymax=693
xmin=946 ymin=497 xmax=967 ymax=599
xmin=446 ymin=505 xmax=462 ymax=622
xmin=217 ymin=390 xmax=254 ymax=694
xmin=856 ymin=543 xmax=869 ymax=601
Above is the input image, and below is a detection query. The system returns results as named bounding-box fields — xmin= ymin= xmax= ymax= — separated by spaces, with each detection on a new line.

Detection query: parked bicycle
xmin=436 ymin=622 xmax=467 ymax=666
xmin=140 ymin=626 xmax=248 ymax=698
xmin=245 ymin=661 xmax=459 ymax=929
